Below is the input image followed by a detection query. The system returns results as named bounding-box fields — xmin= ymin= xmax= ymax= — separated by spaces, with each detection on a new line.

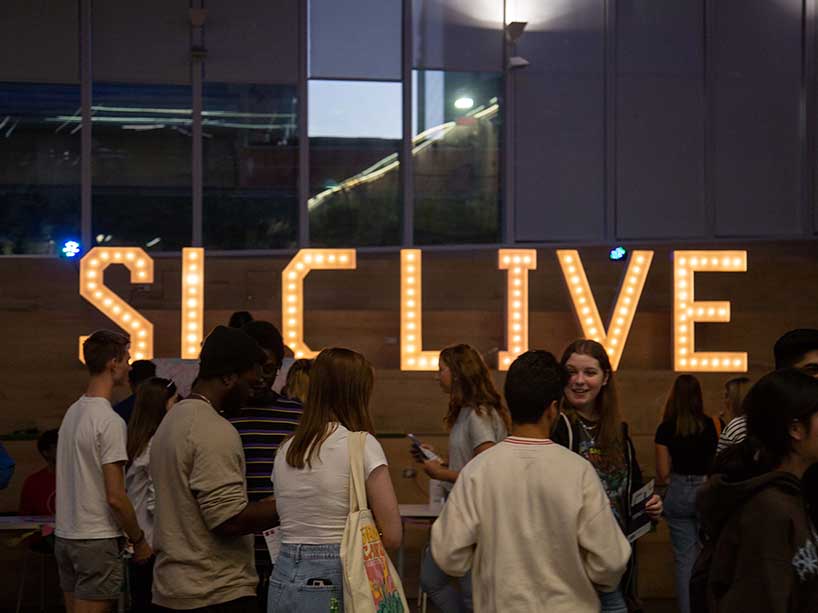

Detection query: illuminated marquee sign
xmin=79 ymin=247 xmax=155 ymax=363
xmin=557 ymin=249 xmax=653 ymax=371
xmin=77 ymin=247 xmax=749 ymax=373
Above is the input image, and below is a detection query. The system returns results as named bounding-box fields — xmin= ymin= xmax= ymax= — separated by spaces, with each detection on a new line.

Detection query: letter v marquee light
xmin=556 ymin=249 xmax=654 ymax=370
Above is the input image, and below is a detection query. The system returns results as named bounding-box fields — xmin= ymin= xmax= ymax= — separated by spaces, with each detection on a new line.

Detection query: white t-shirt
xmin=272 ymin=424 xmax=387 ymax=544
xmin=56 ymin=395 xmax=128 ymax=539
xmin=125 ymin=439 xmax=155 ymax=547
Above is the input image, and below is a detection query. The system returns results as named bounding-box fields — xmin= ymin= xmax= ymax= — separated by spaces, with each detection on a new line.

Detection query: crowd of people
xmin=12 ymin=313 xmax=817 ymax=613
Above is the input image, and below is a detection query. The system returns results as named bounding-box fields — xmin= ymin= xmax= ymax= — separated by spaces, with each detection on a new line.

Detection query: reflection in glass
xmin=91 ymin=83 xmax=192 ymax=251
xmin=203 ymin=83 xmax=298 ymax=250
xmin=309 ymin=80 xmax=402 ymax=246
xmin=0 ymin=83 xmax=80 ymax=255
xmin=412 ymin=71 xmax=502 ymax=244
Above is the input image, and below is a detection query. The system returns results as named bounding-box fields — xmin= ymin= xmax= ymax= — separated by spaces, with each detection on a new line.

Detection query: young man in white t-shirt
xmin=431 ymin=351 xmax=631 ymax=613
xmin=56 ymin=330 xmax=152 ymax=613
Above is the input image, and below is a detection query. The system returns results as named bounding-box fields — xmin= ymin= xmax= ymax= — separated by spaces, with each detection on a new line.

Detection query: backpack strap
xmin=560 ymin=412 xmax=574 ymax=452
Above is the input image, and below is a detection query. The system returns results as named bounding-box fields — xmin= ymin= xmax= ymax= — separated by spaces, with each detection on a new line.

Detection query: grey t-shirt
xmin=445 ymin=406 xmax=507 ymax=492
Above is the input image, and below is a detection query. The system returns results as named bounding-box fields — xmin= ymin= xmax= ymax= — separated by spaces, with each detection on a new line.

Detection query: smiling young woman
xmin=551 ymin=339 xmax=663 ymax=613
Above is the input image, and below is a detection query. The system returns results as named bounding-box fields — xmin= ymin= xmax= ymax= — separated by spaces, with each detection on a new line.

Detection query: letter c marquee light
xmin=281 ymin=249 xmax=356 ymax=359
xmin=78 ymin=247 xmax=155 ymax=363
xmin=557 ymin=249 xmax=654 ymax=371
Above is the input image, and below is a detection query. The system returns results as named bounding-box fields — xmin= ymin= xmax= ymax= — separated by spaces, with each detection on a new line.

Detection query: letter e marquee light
xmin=673 ymin=250 xmax=747 ymax=372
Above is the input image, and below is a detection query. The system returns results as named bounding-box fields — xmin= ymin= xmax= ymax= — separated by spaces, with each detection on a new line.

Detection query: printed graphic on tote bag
xmin=361 ymin=524 xmax=405 ymax=613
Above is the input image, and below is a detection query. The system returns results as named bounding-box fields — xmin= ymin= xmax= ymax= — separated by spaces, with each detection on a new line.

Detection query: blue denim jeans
xmin=663 ymin=474 xmax=706 ymax=613
xmin=420 ymin=547 xmax=473 ymax=613
xmin=598 ymin=587 xmax=628 ymax=613
xmin=267 ymin=544 xmax=343 ymax=613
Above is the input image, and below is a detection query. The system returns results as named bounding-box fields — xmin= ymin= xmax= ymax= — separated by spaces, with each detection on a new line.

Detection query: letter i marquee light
xmin=281 ymin=249 xmax=356 ymax=359
xmin=673 ymin=250 xmax=747 ymax=372
xmin=400 ymin=249 xmax=440 ymax=371
xmin=79 ymin=247 xmax=155 ymax=362
xmin=498 ymin=249 xmax=537 ymax=370
xmin=556 ymin=249 xmax=654 ymax=371
xmin=181 ymin=248 xmax=204 ymax=360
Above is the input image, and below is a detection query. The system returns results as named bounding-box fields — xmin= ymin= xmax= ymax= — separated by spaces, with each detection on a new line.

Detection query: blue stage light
xmin=609 ymin=246 xmax=627 ymax=261
xmin=61 ymin=240 xmax=81 ymax=259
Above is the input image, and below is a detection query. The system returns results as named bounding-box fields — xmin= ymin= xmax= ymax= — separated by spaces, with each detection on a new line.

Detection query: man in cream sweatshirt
xmin=431 ymin=350 xmax=631 ymax=612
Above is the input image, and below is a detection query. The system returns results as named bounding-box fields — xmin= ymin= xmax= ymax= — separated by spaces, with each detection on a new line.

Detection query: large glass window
xmin=309 ymin=0 xmax=401 ymax=80
xmin=203 ymin=83 xmax=298 ymax=250
xmin=412 ymin=70 xmax=502 ymax=244
xmin=308 ymin=80 xmax=402 ymax=246
xmin=0 ymin=83 xmax=81 ymax=254
xmin=91 ymin=83 xmax=192 ymax=251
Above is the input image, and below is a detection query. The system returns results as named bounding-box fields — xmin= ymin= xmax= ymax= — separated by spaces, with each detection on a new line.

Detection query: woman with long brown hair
xmin=125 ymin=376 xmax=178 ymax=612
xmin=654 ymin=374 xmax=718 ymax=613
xmin=413 ymin=343 xmax=510 ymax=613
xmin=551 ymin=339 xmax=662 ymax=613
xmin=268 ymin=348 xmax=401 ymax=613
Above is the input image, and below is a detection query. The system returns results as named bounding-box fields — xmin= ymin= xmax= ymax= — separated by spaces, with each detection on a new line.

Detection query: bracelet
xmin=132 ymin=530 xmax=145 ymax=545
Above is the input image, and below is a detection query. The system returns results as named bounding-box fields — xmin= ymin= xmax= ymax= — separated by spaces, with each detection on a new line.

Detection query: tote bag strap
xmin=347 ymin=431 xmax=369 ymax=513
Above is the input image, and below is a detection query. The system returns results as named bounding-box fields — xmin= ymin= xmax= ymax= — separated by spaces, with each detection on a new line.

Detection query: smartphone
xmin=306 ymin=578 xmax=333 ymax=587
xmin=407 ymin=433 xmax=440 ymax=461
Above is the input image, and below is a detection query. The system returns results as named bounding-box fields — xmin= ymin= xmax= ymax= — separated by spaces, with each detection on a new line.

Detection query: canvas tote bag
xmin=340 ymin=431 xmax=409 ymax=613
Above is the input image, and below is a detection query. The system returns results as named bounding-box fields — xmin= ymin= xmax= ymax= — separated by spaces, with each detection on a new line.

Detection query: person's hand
xmin=645 ymin=494 xmax=663 ymax=521
xmin=132 ymin=539 xmax=153 ymax=564
xmin=420 ymin=458 xmax=444 ymax=480
xmin=410 ymin=443 xmax=437 ymax=463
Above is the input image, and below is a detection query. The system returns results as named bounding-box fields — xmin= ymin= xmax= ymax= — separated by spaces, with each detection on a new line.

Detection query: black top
xmin=655 ymin=417 xmax=718 ymax=475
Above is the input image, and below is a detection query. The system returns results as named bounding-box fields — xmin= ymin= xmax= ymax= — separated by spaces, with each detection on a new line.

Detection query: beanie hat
xmin=198 ymin=325 xmax=267 ymax=379
xmin=242 ymin=320 xmax=285 ymax=365
xmin=774 ymin=329 xmax=818 ymax=369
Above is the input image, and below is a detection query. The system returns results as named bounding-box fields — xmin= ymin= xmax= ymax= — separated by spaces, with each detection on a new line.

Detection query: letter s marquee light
xmin=281 ymin=249 xmax=356 ymax=359
xmin=78 ymin=247 xmax=155 ymax=362
xmin=673 ymin=250 xmax=748 ymax=372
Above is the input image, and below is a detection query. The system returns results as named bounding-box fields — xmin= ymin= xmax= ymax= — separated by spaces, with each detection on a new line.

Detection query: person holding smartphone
xmin=411 ymin=344 xmax=510 ymax=613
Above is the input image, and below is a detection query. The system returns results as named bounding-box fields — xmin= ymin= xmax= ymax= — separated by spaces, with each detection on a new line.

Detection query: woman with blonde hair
xmin=413 ymin=343 xmax=510 ymax=612
xmin=282 ymin=358 xmax=312 ymax=403
xmin=654 ymin=374 xmax=718 ymax=613
xmin=268 ymin=348 xmax=401 ymax=612
xmin=717 ymin=376 xmax=752 ymax=454
xmin=551 ymin=339 xmax=662 ymax=613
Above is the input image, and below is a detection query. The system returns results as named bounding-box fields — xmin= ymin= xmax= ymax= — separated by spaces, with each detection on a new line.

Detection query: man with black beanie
xmin=150 ymin=326 xmax=278 ymax=612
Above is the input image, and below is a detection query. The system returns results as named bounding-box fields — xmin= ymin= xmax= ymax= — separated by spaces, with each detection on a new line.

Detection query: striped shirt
xmin=230 ymin=393 xmax=303 ymax=576
xmin=717 ymin=415 xmax=747 ymax=454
